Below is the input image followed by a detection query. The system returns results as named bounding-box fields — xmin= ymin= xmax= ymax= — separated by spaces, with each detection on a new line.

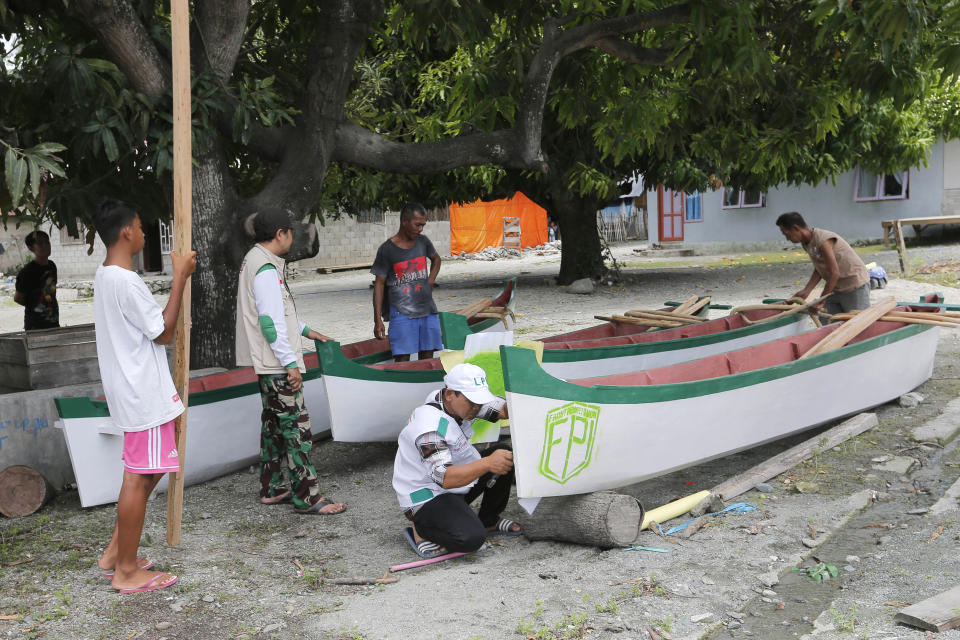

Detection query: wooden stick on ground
xmin=166 ymin=0 xmax=193 ymax=547
xmin=799 ymin=297 xmax=898 ymax=360
xmin=711 ymin=412 xmax=879 ymax=501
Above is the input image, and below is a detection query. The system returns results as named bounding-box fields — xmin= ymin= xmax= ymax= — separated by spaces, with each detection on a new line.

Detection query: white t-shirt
xmin=93 ymin=265 xmax=184 ymax=432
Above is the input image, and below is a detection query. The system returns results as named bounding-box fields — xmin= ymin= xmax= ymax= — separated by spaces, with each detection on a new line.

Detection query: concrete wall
xmin=648 ymin=141 xmax=947 ymax=251
xmin=0 ymin=381 xmax=104 ymax=488
xmin=298 ymin=214 xmax=453 ymax=271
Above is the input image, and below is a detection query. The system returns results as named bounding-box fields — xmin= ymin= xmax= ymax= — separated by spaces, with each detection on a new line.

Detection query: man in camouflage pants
xmin=258 ymin=375 xmax=322 ymax=510
xmin=235 ymin=207 xmax=345 ymax=515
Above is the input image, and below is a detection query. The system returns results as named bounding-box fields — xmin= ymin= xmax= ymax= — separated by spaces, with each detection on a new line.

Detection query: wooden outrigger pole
xmin=166 ymin=0 xmax=192 ymax=546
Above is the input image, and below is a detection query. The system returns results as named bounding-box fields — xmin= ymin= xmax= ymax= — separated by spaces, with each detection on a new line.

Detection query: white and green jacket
xmin=235 ymin=244 xmax=312 ymax=374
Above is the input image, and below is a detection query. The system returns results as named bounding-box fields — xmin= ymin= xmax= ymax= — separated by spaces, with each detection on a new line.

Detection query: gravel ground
xmin=2 ymin=241 xmax=960 ymax=640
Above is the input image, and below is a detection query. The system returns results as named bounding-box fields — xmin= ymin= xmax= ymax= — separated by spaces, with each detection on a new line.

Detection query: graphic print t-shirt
xmin=371 ymin=235 xmax=439 ymax=319
xmin=15 ymin=260 xmax=59 ymax=330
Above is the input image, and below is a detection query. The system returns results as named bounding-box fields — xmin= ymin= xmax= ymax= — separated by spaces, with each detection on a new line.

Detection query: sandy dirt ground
xmin=2 ymin=241 xmax=960 ymax=640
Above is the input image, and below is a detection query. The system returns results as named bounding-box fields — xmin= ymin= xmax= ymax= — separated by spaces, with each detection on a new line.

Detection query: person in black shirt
xmin=14 ymin=230 xmax=60 ymax=330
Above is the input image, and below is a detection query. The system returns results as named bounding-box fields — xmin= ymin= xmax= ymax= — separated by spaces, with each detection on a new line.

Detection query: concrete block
xmin=0 ymin=381 xmax=104 ymax=488
xmin=912 ymin=397 xmax=960 ymax=445
xmin=929 ymin=476 xmax=960 ymax=517
xmin=871 ymin=455 xmax=915 ymax=474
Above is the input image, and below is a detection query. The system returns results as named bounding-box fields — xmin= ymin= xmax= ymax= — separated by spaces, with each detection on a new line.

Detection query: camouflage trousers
xmin=258 ymin=374 xmax=320 ymax=510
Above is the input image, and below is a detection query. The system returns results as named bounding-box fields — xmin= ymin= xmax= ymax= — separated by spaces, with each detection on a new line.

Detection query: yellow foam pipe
xmin=640 ymin=490 xmax=711 ymax=530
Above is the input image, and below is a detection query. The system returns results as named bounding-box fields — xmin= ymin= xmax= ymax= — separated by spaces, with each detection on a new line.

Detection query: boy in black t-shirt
xmin=14 ymin=230 xmax=60 ymax=330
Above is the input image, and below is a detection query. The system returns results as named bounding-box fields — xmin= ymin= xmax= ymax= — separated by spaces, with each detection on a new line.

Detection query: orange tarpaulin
xmin=449 ymin=192 xmax=549 ymax=255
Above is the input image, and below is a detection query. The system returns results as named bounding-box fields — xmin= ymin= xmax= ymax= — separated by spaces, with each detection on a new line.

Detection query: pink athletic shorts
xmin=122 ymin=421 xmax=180 ymax=474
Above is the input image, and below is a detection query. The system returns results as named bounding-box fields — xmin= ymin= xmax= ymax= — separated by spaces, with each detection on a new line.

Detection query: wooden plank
xmin=894 ymin=585 xmax=960 ymax=632
xmin=0 ymin=339 xmax=27 ymax=364
xmin=27 ymin=359 xmax=102 ymax=389
xmin=316 ymin=262 xmax=373 ymax=274
xmin=800 ymin=297 xmax=897 ymax=359
xmin=711 ymin=412 xmax=878 ymax=501
xmin=166 ymin=0 xmax=192 ymax=548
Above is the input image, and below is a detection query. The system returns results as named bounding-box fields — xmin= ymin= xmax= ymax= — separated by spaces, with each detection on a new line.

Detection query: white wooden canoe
xmin=53 ymin=278 xmax=519 ymax=507
xmin=320 ymin=306 xmax=816 ymax=442
xmin=502 ymin=308 xmax=940 ymax=500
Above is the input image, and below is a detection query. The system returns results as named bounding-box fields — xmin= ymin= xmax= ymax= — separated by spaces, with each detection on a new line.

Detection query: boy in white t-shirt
xmin=92 ymin=199 xmax=196 ymax=593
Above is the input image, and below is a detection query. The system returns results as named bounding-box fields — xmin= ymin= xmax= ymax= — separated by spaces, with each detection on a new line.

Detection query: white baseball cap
xmin=444 ymin=363 xmax=498 ymax=405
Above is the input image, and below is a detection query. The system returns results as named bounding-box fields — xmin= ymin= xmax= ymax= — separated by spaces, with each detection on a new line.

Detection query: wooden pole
xmin=895 ymin=220 xmax=907 ymax=273
xmin=166 ymin=0 xmax=192 ymax=547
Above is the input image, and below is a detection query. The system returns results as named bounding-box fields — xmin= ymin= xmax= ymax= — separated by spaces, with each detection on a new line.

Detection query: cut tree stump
xmin=518 ymin=491 xmax=644 ymax=548
xmin=0 ymin=465 xmax=54 ymax=517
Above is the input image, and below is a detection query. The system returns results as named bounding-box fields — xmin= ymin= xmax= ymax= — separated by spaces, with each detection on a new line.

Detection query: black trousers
xmin=412 ymin=443 xmax=514 ymax=553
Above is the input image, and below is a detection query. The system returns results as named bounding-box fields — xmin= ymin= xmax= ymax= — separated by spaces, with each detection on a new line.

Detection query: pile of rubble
xmin=455 ymin=241 xmax=561 ymax=261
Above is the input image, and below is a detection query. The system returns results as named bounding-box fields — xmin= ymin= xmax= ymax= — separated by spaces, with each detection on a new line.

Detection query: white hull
xmin=505 ymin=326 xmax=938 ymax=499
xmin=322 ymin=316 xmax=814 ymax=443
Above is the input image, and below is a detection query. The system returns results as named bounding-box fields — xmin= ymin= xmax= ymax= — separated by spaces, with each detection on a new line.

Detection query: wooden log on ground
xmin=800 ymin=297 xmax=897 ymax=359
xmin=710 ymin=412 xmax=878 ymax=501
xmin=518 ymin=491 xmax=645 ymax=548
xmin=894 ymin=585 xmax=960 ymax=632
xmin=0 ymin=465 xmax=54 ymax=517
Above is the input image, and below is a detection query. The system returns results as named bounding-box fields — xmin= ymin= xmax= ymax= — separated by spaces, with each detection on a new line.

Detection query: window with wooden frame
xmin=854 ymin=167 xmax=908 ymax=201
xmin=721 ymin=187 xmax=765 ymax=209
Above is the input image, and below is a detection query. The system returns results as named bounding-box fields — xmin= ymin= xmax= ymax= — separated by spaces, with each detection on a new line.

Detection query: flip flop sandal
xmin=403 ymin=527 xmax=447 ymax=559
xmin=260 ymin=490 xmax=292 ymax=505
xmin=100 ymin=557 xmax=154 ymax=577
xmin=488 ymin=518 xmax=523 ymax=537
xmin=294 ymin=499 xmax=346 ymax=515
xmin=117 ymin=572 xmax=178 ymax=594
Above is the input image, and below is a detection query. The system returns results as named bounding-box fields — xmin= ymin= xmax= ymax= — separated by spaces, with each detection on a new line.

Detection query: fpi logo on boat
xmin=539 ymin=402 xmax=600 ymax=484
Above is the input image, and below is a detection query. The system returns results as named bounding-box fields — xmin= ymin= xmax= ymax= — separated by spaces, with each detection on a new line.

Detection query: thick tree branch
xmin=194 ymin=0 xmax=250 ymax=83
xmin=70 ymin=0 xmax=168 ymax=98
xmin=249 ymin=0 xmax=383 ymax=213
xmin=332 ymin=122 xmax=526 ymax=172
xmin=330 ymin=3 xmax=691 ymax=176
xmin=595 ymin=39 xmax=676 ymax=66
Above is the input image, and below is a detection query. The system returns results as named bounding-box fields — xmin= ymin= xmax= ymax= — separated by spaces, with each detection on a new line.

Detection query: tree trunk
xmin=518 ymin=491 xmax=645 ymax=548
xmin=190 ymin=147 xmax=246 ymax=369
xmin=550 ymin=190 xmax=606 ymax=285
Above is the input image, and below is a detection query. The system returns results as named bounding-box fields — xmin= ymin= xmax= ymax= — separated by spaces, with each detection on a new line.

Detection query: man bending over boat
xmin=236 ymin=207 xmax=345 ymax=515
xmin=393 ymin=363 xmax=522 ymax=558
xmin=776 ymin=212 xmax=870 ymax=314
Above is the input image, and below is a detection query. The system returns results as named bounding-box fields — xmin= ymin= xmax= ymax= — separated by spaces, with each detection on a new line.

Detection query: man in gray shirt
xmin=372 ymin=203 xmax=442 ymax=361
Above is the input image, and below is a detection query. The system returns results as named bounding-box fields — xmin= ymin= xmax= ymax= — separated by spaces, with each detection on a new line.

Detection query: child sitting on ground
xmin=92 ymin=199 xmax=195 ymax=593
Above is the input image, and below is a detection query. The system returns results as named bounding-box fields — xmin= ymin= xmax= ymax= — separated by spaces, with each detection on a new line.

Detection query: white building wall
xmin=943 ymin=139 xmax=960 ymax=215
xmin=648 ymin=141 xmax=947 ymax=252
